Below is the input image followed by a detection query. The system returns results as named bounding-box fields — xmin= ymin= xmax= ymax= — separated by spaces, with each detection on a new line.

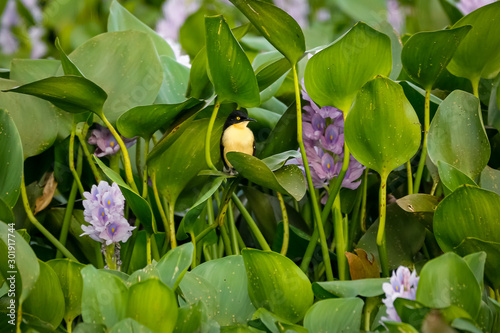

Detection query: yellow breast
xmin=222 ymin=122 xmax=254 ymax=168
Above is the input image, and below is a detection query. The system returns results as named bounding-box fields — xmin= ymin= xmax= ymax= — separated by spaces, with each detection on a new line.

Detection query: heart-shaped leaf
xmin=108 ymin=0 xmax=174 ymax=58
xmin=0 ymin=79 xmax=58 ymax=158
xmin=480 ymin=166 xmax=500 ymax=196
xmin=402 ymin=26 xmax=471 ymax=90
xmin=344 ymin=76 xmax=421 ymax=178
xmin=23 ymin=260 xmax=65 ymax=328
xmin=67 ymin=31 xmax=163 ymax=125
xmin=456 ymin=238 xmax=500 ymax=289
xmin=0 ymin=223 xmax=40 ymax=303
xmin=205 ymin=15 xmax=260 ymax=107
xmin=437 ymin=160 xmax=477 ymax=192
xmin=55 ymin=38 xmax=84 ymax=77
xmin=312 ymin=278 xmax=388 ymax=299
xmin=303 ymin=298 xmax=364 ymax=333
xmin=126 ymin=278 xmax=178 ymax=333
xmin=257 ymin=103 xmax=298 ymax=158
xmin=110 ymin=318 xmax=153 ymax=333
xmin=416 ymin=252 xmax=481 ymax=318
xmin=156 ymin=242 xmax=194 ymax=290
xmin=81 ymin=265 xmax=128 ymax=327
xmin=447 ymin=2 xmax=500 ymax=82
xmin=0 ymin=109 xmax=22 ymax=207
xmin=156 ymin=56 xmax=190 ymax=104
xmin=428 ymin=90 xmax=490 ymax=180
xmin=47 ymin=259 xmax=85 ymax=324
xmin=229 ymin=0 xmax=305 ymax=64
xmin=305 ymin=22 xmax=392 ymax=112
xmin=434 ymin=185 xmax=500 ymax=288
xmin=227 ymin=152 xmax=306 ymax=201
xmin=4 ymin=76 xmax=107 ymax=116
xmin=117 ymin=98 xmax=203 ymax=139
xmin=242 ymin=249 xmax=313 ymax=323
xmin=94 ymin=157 xmax=155 ymax=234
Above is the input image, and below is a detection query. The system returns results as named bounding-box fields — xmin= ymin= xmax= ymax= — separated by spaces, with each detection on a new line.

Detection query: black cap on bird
xmin=220 ymin=109 xmax=256 ymax=174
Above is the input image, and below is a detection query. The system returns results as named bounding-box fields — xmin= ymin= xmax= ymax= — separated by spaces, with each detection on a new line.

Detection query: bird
xmin=220 ymin=109 xmax=256 ymax=174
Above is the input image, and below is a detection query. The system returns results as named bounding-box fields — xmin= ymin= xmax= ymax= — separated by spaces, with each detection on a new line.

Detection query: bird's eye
xmin=236 ymin=116 xmax=241 ymax=120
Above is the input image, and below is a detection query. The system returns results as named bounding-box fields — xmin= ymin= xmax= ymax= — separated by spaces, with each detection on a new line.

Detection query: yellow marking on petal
xmin=330 ymin=135 xmax=333 ymax=140
xmin=110 ymin=141 xmax=114 ymax=147
xmin=108 ymin=200 xmax=111 ymax=205
xmin=111 ymin=228 xmax=115 ymax=233
xmin=327 ymin=163 xmax=330 ymax=169
xmin=102 ymin=212 xmax=105 ymax=216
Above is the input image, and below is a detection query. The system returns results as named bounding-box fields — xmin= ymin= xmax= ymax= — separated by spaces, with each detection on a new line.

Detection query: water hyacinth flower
xmin=382 ymin=266 xmax=419 ymax=323
xmin=88 ymin=124 xmax=136 ymax=157
xmin=289 ymin=87 xmax=365 ymax=201
xmin=81 ymin=181 xmax=135 ymax=245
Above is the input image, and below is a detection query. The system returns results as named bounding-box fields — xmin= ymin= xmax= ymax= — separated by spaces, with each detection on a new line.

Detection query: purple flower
xmin=288 ymin=86 xmax=365 ymax=193
xmin=382 ymin=266 xmax=419 ymax=323
xmin=456 ymin=0 xmax=495 ymax=14
xmin=81 ymin=181 xmax=135 ymax=245
xmin=387 ymin=0 xmax=404 ymax=33
xmin=88 ymin=124 xmax=136 ymax=157
xmin=273 ymin=0 xmax=309 ymax=27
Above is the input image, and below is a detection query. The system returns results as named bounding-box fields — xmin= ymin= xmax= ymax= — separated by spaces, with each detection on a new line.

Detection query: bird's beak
xmin=247 ymin=117 xmax=257 ymax=122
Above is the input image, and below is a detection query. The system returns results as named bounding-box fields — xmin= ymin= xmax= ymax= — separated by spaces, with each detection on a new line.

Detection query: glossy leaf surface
xmin=0 ymin=109 xmax=23 ymax=207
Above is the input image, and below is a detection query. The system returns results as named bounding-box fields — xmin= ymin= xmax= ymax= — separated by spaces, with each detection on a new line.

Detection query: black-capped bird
xmin=220 ymin=109 xmax=256 ymax=174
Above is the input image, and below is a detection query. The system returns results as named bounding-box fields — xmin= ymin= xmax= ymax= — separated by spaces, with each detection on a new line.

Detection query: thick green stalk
xmin=100 ymin=114 xmax=139 ymax=193
xmin=195 ymin=223 xmax=218 ymax=242
xmin=293 ymin=65 xmax=333 ymax=281
xmin=205 ymin=100 xmax=221 ymax=171
xmin=21 ymin=176 xmax=78 ymax=261
xmin=227 ymin=204 xmax=240 ymax=255
xmin=220 ymin=223 xmax=233 ymax=256
xmin=168 ymin=201 xmax=177 ymax=249
xmin=57 ymin=146 xmax=83 ymax=258
xmin=333 ymin=195 xmax=347 ymax=280
xmin=94 ymin=243 xmax=104 ymax=269
xmin=135 ymin=138 xmax=142 ymax=178
xmin=190 ymin=232 xmax=198 ymax=269
xmin=413 ymin=89 xmax=430 ymax=193
xmin=142 ymin=138 xmax=150 ymax=199
xmin=66 ymin=318 xmax=73 ymax=333
xmin=76 ymin=130 xmax=102 ymax=183
xmin=360 ymin=168 xmax=369 ymax=233
xmin=152 ymin=173 xmax=171 ymax=248
xmin=146 ymin=233 xmax=152 ymax=265
xmin=105 ymin=244 xmax=117 ymax=270
xmin=231 ymin=193 xmax=271 ymax=251
xmin=150 ymin=235 xmax=160 ymax=262
xmin=377 ymin=174 xmax=389 ymax=277
xmin=68 ymin=128 xmax=84 ymax=196
xmin=471 ymin=77 xmax=480 ymax=98
xmin=277 ymin=192 xmax=289 ymax=256
xmin=406 ymin=160 xmax=413 ymax=195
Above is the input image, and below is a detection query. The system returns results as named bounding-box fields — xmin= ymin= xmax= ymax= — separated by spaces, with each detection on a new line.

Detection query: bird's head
xmin=224 ymin=109 xmax=256 ymax=129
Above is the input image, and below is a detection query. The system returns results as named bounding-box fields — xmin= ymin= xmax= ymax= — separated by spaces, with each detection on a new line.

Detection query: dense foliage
xmin=1 ymin=0 xmax=500 ymax=332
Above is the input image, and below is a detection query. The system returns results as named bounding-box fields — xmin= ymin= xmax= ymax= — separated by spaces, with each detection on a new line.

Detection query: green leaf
xmin=47 ymin=259 xmax=85 ymax=324
xmin=0 ymin=79 xmax=58 ymax=158
xmin=304 ymin=22 xmax=392 ymax=112
xmin=253 ymin=53 xmax=291 ymax=92
xmin=187 ymin=47 xmax=213 ymax=100
xmin=23 ymin=260 xmax=65 ymax=328
xmin=127 ymin=264 xmax=160 ymax=285
xmin=73 ymin=323 xmax=107 ymax=333
xmin=4 ymin=76 xmax=107 ymax=116
xmin=126 ymin=278 xmax=178 ymax=333
xmin=428 ymin=90 xmax=490 ymax=179
xmin=463 ymin=252 xmax=486 ymax=290
xmin=344 ymin=76 xmax=421 ymax=177
xmin=0 ymin=110 xmax=23 ymax=207
xmin=312 ymin=278 xmax=388 ymax=299
xmin=416 ymin=252 xmax=481 ymax=318
xmin=229 ymin=0 xmax=305 ymax=64
xmin=94 ymin=157 xmax=155 ymax=234
xmin=116 ymin=98 xmax=203 ymax=139
xmin=257 ymin=103 xmax=297 ymax=158
xmin=455 ymin=238 xmax=500 ymax=289
xmin=0 ymin=198 xmax=14 ymax=224
xmin=67 ymin=31 xmax=163 ymax=125
xmin=242 ymin=249 xmax=313 ymax=323
xmin=81 ymin=265 xmax=128 ymax=327
xmin=304 ymin=298 xmax=364 ymax=333
xmin=147 ymin=118 xmax=224 ymax=204
xmin=174 ymin=302 xmax=220 ymax=333
xmin=156 ymin=56 xmax=190 ymax=104
xmin=0 ymin=223 xmax=40 ymax=303
xmin=437 ymin=160 xmax=477 ymax=192
xmin=179 ymin=255 xmax=257 ymax=326
xmin=55 ymin=38 xmax=84 ymax=77
xmin=393 ymin=298 xmax=430 ymax=331
xmin=261 ymin=150 xmax=301 ymax=171
xmin=227 ymin=152 xmax=306 ymax=201
xmin=205 ymin=15 xmax=260 ymax=107
xmin=480 ymin=166 xmax=500 ymax=196
xmin=10 ymin=59 xmax=60 ymax=83
xmin=110 ymin=318 xmax=153 ymax=333
xmin=156 ymin=242 xmax=194 ymax=290
xmin=108 ymin=0 xmax=174 ymax=58
xmin=447 ymin=2 xmax=500 ymax=81
xmin=384 ymin=322 xmax=419 ymax=333
xmin=401 ymin=26 xmax=471 ymax=90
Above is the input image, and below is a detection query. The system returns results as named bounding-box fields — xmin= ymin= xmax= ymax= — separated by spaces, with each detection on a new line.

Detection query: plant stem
xmin=150 ymin=234 xmax=160 ymax=262
xmin=406 ymin=160 xmax=413 ymax=195
xmin=76 ymin=130 xmax=102 ymax=183
xmin=94 ymin=243 xmax=104 ymax=269
xmin=21 ymin=175 xmax=78 ymax=261
xmin=190 ymin=232 xmax=198 ymax=269
xmin=227 ymin=203 xmax=240 ymax=255
xmin=195 ymin=223 xmax=218 ymax=242
xmin=300 ymin=227 xmax=318 ymax=272
xmin=57 ymin=146 xmax=83 ymax=258
xmin=277 ymin=192 xmax=289 ymax=256
xmin=152 ymin=172 xmax=171 ymax=248
xmin=135 ymin=138 xmax=142 ymax=178
xmin=66 ymin=318 xmax=73 ymax=333
xmin=293 ymin=65 xmax=333 ymax=281
xmin=413 ymin=89 xmax=430 ymax=193
xmin=360 ymin=168 xmax=369 ymax=233
xmin=68 ymin=127 xmax=85 ymax=196
xmin=231 ymin=193 xmax=271 ymax=251
xmin=105 ymin=244 xmax=117 ymax=270
xmin=220 ymin=223 xmax=233 ymax=256
xmin=377 ymin=174 xmax=389 ymax=277
xmin=168 ymin=201 xmax=177 ymax=249
xmin=333 ymin=195 xmax=347 ymax=280
xmin=430 ymin=179 xmax=439 ymax=196
xmin=16 ymin=303 xmax=22 ymax=333
xmin=472 ymin=77 xmax=480 ymax=98
xmin=205 ymin=100 xmax=221 ymax=171
xmin=100 ymin=114 xmax=139 ymax=193
xmin=142 ymin=138 xmax=150 ymax=199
